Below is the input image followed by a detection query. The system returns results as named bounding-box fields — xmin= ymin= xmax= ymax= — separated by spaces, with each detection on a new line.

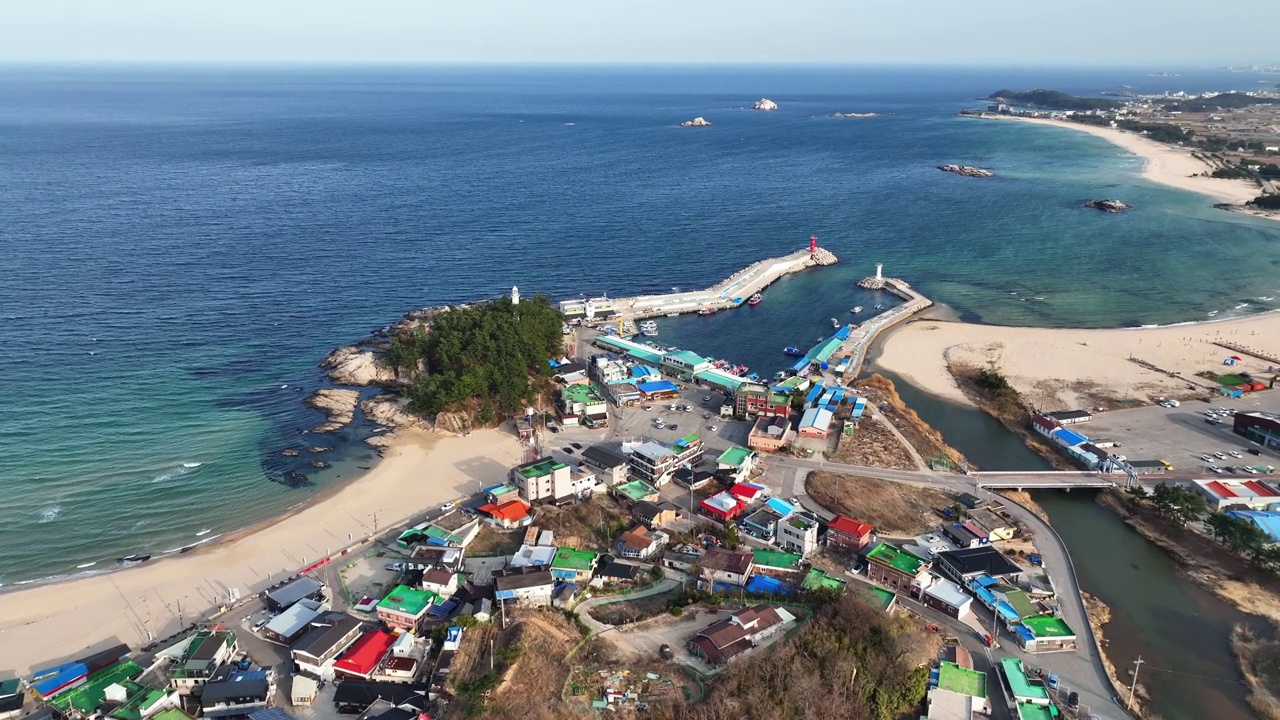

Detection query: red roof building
xmin=698 ymin=491 xmax=747 ymax=522
xmin=332 ymin=630 xmax=398 ymax=680
xmin=478 ymin=499 xmax=533 ymax=528
xmin=826 ymin=515 xmax=874 ymax=553
xmin=728 ymin=483 xmax=765 ymax=503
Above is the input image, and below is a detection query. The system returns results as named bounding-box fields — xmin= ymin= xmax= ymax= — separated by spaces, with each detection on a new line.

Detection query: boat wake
xmin=196 ymin=529 xmax=211 ymax=536
xmin=181 ymin=462 xmax=203 ymax=468
xmin=76 ymin=561 xmax=97 ymax=569
xmin=39 ymin=506 xmax=61 ymax=523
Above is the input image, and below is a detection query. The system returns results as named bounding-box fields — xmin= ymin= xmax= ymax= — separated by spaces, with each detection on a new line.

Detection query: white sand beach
xmin=0 ymin=427 xmax=524 ymax=675
xmin=986 ymin=115 xmax=1265 ymax=207
xmin=877 ymin=313 xmax=1280 ymax=412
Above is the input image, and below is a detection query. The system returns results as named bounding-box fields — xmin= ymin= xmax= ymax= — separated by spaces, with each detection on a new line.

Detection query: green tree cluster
xmin=1250 ymin=194 xmax=1280 ymax=210
xmin=988 ymin=89 xmax=1120 ymax=111
xmin=1148 ymin=482 xmax=1208 ymax=527
xmin=398 ymin=296 xmax=564 ymax=417
xmin=1205 ymin=513 xmax=1280 ymax=567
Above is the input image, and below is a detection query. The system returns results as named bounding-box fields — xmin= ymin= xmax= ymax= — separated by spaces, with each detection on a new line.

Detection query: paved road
xmin=575 ymin=576 xmax=684 ymax=635
xmin=781 ymin=457 xmax=1133 ymax=720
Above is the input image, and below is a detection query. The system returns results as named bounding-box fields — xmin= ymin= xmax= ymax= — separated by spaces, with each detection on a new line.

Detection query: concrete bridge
xmin=966 ymin=471 xmax=1118 ymax=490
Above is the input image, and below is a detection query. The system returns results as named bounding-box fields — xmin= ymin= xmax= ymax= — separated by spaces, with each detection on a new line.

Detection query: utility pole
xmin=1128 ymin=655 xmax=1145 ymax=710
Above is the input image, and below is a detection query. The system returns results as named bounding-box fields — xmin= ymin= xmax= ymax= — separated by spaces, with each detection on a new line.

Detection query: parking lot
xmin=1081 ymin=393 xmax=1279 ymax=475
xmin=606 ymin=607 xmax=732 ymax=674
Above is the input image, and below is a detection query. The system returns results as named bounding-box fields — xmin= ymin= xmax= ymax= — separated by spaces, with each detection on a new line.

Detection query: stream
xmin=877 ymin=369 xmax=1262 ymax=720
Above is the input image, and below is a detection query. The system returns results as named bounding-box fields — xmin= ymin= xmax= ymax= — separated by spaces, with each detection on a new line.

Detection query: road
xmin=575 ymin=576 xmax=685 ymax=635
xmin=778 ymin=457 xmax=1132 ymax=719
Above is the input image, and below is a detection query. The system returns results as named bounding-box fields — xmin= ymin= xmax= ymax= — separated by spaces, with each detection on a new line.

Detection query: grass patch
xmin=591 ymin=584 xmax=688 ymax=626
xmin=1232 ymin=623 xmax=1280 ymax=720
xmin=806 ymin=470 xmax=954 ymax=535
xmin=466 ymin=526 xmax=526 ymax=557
xmin=1217 ymin=374 xmax=1250 ymax=386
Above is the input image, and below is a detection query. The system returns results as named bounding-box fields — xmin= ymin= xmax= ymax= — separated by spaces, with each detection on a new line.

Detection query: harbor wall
xmin=843 ymin=278 xmax=933 ymax=378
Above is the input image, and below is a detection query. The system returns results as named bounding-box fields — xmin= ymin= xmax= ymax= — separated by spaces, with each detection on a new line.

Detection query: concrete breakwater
xmin=561 ymin=245 xmax=838 ymax=322
xmin=844 ymin=277 xmax=933 ymax=377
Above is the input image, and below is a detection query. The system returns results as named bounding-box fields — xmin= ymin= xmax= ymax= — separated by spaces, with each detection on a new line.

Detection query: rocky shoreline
xmin=304 ymin=388 xmax=360 ymax=433
xmin=1084 ymin=199 xmax=1133 ymax=213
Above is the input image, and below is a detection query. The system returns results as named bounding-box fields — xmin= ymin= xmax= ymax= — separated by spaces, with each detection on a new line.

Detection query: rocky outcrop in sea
xmin=1084 ymin=199 xmax=1133 ymax=213
xmin=753 ymin=98 xmax=778 ymax=111
xmin=680 ymin=117 xmax=712 ymax=127
xmin=938 ymin=164 xmax=995 ymax=178
xmin=321 ymin=345 xmax=399 ymax=386
xmin=305 ymin=388 xmax=360 ymax=432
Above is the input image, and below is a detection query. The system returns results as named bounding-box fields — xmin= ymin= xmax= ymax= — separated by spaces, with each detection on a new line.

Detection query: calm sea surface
xmin=3 ymin=65 xmax=1280 ymax=584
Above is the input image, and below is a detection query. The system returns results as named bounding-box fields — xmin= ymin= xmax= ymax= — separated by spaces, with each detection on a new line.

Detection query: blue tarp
xmin=804 ymin=380 xmax=826 ymax=405
xmin=1016 ymin=625 xmax=1036 ymax=642
xmin=834 ymin=326 xmax=852 ymax=340
xmin=711 ymin=581 xmax=740 ymax=594
xmin=972 ymin=573 xmax=998 ymax=588
xmin=974 ymin=586 xmax=997 ymax=606
xmin=34 ymin=664 xmax=86 ymax=697
xmin=996 ymin=600 xmax=1020 ymax=620
xmin=1051 ymin=427 xmax=1088 ymax=447
xmin=745 ymin=575 xmax=796 ymax=595
xmin=830 ymin=388 xmax=845 ymax=405
xmin=766 ymin=498 xmax=794 ymax=516
xmin=637 ymin=380 xmax=678 ymax=394
xmin=791 ymin=356 xmax=813 ymax=373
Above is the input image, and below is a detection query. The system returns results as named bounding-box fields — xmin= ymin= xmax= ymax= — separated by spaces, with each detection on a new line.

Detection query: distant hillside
xmin=1164 ymin=92 xmax=1280 ymax=112
xmin=988 ymin=89 xmax=1120 ymax=111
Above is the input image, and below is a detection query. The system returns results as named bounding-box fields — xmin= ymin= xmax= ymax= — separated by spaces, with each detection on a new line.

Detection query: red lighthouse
xmin=809 ymin=236 xmax=817 ymax=253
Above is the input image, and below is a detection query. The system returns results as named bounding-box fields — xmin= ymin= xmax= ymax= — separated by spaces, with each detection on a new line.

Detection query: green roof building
xmin=865 ymin=543 xmax=928 ymax=595
xmin=717 ymin=445 xmax=754 ymax=468
xmin=50 ymin=662 xmax=144 ymax=714
xmin=751 ymin=549 xmax=804 ymax=572
xmin=864 ymin=586 xmax=898 ymax=612
xmin=376 ymin=585 xmax=438 ymax=630
xmin=999 ymin=657 xmax=1051 ymax=703
xmin=936 ymin=661 xmax=987 ymax=699
xmin=1016 ymin=702 xmax=1059 ymax=720
xmin=1017 ymin=616 xmax=1078 ymax=652
xmin=150 ymin=710 xmax=196 ymax=720
xmin=612 ymin=478 xmax=660 ymax=503
xmin=802 ymin=567 xmax=847 ymax=592
xmin=550 ymin=547 xmax=599 ymax=581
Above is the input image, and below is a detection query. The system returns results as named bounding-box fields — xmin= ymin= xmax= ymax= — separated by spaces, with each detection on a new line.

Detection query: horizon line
xmin=0 ymin=59 xmax=1251 ymax=71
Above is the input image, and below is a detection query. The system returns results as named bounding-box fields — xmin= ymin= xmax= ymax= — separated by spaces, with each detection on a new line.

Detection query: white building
xmin=776 ymin=511 xmax=821 ymax=557
xmin=629 ymin=441 xmax=680 ymax=486
xmin=1193 ymin=479 xmax=1280 ymax=511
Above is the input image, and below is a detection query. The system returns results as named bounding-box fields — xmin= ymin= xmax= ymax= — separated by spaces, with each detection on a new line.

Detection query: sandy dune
xmin=877 ymin=313 xmax=1280 ymax=411
xmin=0 ymin=427 xmax=524 ymax=675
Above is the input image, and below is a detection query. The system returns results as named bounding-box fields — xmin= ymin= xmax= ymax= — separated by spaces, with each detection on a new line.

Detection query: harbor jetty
xmin=845 ymin=263 xmax=932 ymax=376
xmin=561 ymin=239 xmax=837 ymax=323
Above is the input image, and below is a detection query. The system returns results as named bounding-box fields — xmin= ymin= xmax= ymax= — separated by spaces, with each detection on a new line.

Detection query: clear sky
xmin=1 ymin=0 xmax=1276 ymax=66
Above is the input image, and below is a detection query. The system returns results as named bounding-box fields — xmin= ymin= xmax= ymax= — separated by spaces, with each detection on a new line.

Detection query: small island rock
xmin=320 ymin=345 xmax=398 ymax=386
xmin=938 ymin=164 xmax=995 ymax=178
xmin=680 ymin=117 xmax=712 ymax=127
xmin=1084 ymin=199 xmax=1133 ymax=213
xmin=753 ymin=98 xmax=778 ymax=111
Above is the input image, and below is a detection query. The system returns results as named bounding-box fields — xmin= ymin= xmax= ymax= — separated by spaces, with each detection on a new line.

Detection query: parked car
xmin=253 ymin=619 xmax=269 ymax=631
xmin=643 ymin=405 xmax=652 ymax=412
xmin=925 ymin=535 xmax=939 ymax=544
xmin=1067 ymin=691 xmax=1080 ymax=711
xmin=385 ymin=561 xmax=406 ymax=572
xmin=1250 ymin=448 xmax=1263 ymax=455
xmin=788 ymin=497 xmax=800 ymax=505
xmin=563 ymin=447 xmax=575 ymax=455
xmin=1209 ymin=465 xmax=1223 ymax=473
xmin=1230 ymin=450 xmax=1243 ymax=458
xmin=659 ymin=644 xmax=674 ymax=660
xmin=1215 ymin=452 xmax=1228 ymax=459
xmin=439 ymin=501 xmax=456 ymax=512
xmin=709 ymin=425 xmax=719 ymax=432
xmin=668 ymin=424 xmax=678 ymax=431
xmin=571 ymin=442 xmax=583 ymax=450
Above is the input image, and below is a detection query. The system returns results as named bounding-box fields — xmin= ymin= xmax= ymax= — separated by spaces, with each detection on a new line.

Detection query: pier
xmin=560 ymin=241 xmax=838 ymax=323
xmin=841 ymin=272 xmax=933 ymax=378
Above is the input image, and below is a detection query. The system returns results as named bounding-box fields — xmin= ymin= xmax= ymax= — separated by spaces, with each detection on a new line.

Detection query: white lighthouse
xmin=511 ymin=286 xmax=520 ymax=305
xmin=875 ymin=263 xmax=883 ymax=282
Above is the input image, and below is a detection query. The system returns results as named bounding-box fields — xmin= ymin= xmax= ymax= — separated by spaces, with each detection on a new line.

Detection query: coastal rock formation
xmin=361 ymin=394 xmax=430 ymax=430
xmin=305 ymin=388 xmax=360 ymax=433
xmin=806 ymin=248 xmax=839 ymax=267
xmin=938 ymin=164 xmax=995 ymax=178
xmin=827 ymin=112 xmax=879 ymax=118
xmin=321 ymin=345 xmax=398 ymax=386
xmin=680 ymin=117 xmax=712 ymax=127
xmin=434 ymin=412 xmax=473 ymax=436
xmin=753 ymin=98 xmax=778 ymax=111
xmin=1084 ymin=199 xmax=1133 ymax=213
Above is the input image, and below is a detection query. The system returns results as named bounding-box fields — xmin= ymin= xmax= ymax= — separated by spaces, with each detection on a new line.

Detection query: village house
xmin=615 ymin=526 xmax=667 ymax=559
xmin=864 ymin=543 xmax=931 ymax=596
xmin=747 ymin=415 xmax=795 ymax=452
xmin=549 ymin=547 xmax=600 ymax=583
xmin=632 ymin=500 xmax=677 ymax=529
xmin=200 ymin=665 xmax=273 ymax=719
xmin=477 ymin=498 xmax=533 ymax=529
xmin=716 ymin=446 xmax=757 ymax=483
xmin=699 ymin=548 xmax=755 ymax=587
xmin=376 ymin=585 xmax=437 ymax=631
xmin=687 ymin=605 xmax=796 ymax=665
xmin=933 ymin=546 xmax=1022 ymax=586
xmin=290 ymin=614 xmax=363 ymax=681
xmin=776 ymin=511 xmax=821 ymax=557
xmin=825 ymin=515 xmax=874 ymax=553
xmin=420 ymin=567 xmax=459 ymax=596
xmin=580 ymin=444 xmax=630 ymax=486
xmin=261 ymin=600 xmax=325 ymax=645
xmin=168 ymin=631 xmax=238 ymax=695
xmin=922 ymin=578 xmax=974 ymax=619
xmin=262 ymin=576 xmax=325 ymax=613
xmin=493 ymin=567 xmax=554 ymax=607
xmin=332 ymin=630 xmax=398 ymax=682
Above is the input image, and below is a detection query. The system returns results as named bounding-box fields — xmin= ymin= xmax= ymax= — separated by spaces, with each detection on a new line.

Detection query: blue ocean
xmin=4 ymin=64 xmax=1279 ymax=582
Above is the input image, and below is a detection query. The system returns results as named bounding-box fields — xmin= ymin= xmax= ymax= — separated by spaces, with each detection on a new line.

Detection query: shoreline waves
xmin=0 ymin=426 xmax=524 ymax=676
xmin=973 ymin=113 xmax=1272 ymax=211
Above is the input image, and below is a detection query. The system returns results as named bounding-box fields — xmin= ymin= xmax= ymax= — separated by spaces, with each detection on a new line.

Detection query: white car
xmin=1242 ymin=466 xmax=1257 ymax=474
xmin=925 ymin=535 xmax=939 ymax=544
xmin=1201 ymin=454 xmax=1213 ymax=462
xmin=1215 ymin=452 xmax=1227 ymax=459
xmin=1209 ymin=465 xmax=1223 ymax=473
xmin=1230 ymin=451 xmax=1243 ymax=458
xmin=439 ymin=501 xmax=456 ymax=512
xmin=709 ymin=425 xmax=719 ymax=432
xmin=653 ymin=420 xmax=665 ymax=428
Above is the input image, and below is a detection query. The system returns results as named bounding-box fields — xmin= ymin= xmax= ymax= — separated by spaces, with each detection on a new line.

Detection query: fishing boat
xmin=698 ymin=308 xmax=716 ymax=316
xmin=774 ymin=370 xmax=787 ymax=379
xmin=639 ymin=320 xmax=658 ymax=337
xmin=874 ymin=303 xmax=884 ymax=310
xmin=118 ymin=554 xmax=152 ymax=566
xmin=851 ymin=306 xmax=863 ymax=313
xmin=830 ymin=318 xmax=841 ymax=328
xmin=748 ymin=293 xmax=763 ymax=306
xmin=783 ymin=346 xmax=804 ymax=356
